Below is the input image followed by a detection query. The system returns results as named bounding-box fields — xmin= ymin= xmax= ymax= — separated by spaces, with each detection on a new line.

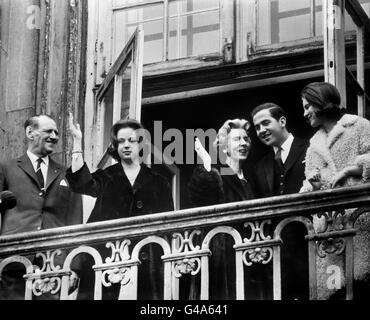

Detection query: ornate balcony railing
xmin=0 ymin=184 xmax=370 ymax=300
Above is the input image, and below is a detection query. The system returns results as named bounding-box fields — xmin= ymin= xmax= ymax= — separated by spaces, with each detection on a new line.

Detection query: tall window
xmin=168 ymin=0 xmax=220 ymax=59
xmin=112 ymin=0 xmax=221 ymax=64
xmin=95 ymin=27 xmax=143 ymax=167
xmin=254 ymin=0 xmax=370 ymax=46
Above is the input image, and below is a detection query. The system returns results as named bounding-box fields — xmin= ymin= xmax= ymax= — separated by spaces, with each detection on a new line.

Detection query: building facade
xmin=0 ymin=0 xmax=370 ymax=300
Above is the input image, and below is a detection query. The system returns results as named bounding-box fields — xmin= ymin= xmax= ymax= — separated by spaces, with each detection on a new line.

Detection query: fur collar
xmin=310 ymin=114 xmax=358 ymax=148
xmin=308 ymin=114 xmax=359 ymax=168
xmin=326 ymin=114 xmax=357 ymax=148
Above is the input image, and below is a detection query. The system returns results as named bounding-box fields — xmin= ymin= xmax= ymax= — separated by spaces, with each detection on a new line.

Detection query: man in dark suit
xmin=0 ymin=114 xmax=82 ymax=299
xmin=251 ymin=103 xmax=308 ymax=197
xmin=250 ymin=102 xmax=309 ymax=300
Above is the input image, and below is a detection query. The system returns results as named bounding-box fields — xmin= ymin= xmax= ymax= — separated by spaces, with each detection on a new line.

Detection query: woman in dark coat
xmin=66 ymin=116 xmax=173 ymax=222
xmin=188 ymin=119 xmax=255 ymax=206
xmin=66 ymin=114 xmax=174 ymax=299
xmin=188 ymin=119 xmax=258 ymax=299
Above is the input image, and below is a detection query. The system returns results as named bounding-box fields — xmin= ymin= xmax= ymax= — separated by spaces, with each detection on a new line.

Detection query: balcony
xmin=0 ymin=184 xmax=369 ymax=300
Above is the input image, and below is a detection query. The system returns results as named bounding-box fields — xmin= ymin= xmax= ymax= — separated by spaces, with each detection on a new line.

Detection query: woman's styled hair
xmin=301 ymin=82 xmax=344 ymax=121
xmin=214 ymin=118 xmax=251 ymax=151
xmin=108 ymin=118 xmax=145 ymax=162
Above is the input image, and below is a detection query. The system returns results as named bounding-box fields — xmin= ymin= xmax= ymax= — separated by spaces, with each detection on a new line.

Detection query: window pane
xmin=345 ymin=11 xmax=357 ymax=31
xmin=345 ymin=0 xmax=370 ymax=31
xmin=279 ymin=0 xmax=310 ymax=11
xmin=361 ymin=0 xmax=370 ymax=18
xmin=118 ymin=61 xmax=132 ymax=120
xmin=102 ymin=84 xmax=114 ymax=152
xmin=169 ymin=0 xmax=220 ymax=59
xmin=279 ymin=14 xmax=310 ymax=42
xmin=113 ymin=0 xmax=148 ymax=6
xmin=100 ymin=63 xmax=132 ymax=152
xmin=257 ymin=0 xmax=271 ymax=46
xmin=257 ymin=0 xmax=313 ymax=45
xmin=169 ymin=0 xmax=219 ymax=14
xmin=113 ymin=4 xmax=163 ymax=64
xmin=315 ymin=0 xmax=323 ymax=37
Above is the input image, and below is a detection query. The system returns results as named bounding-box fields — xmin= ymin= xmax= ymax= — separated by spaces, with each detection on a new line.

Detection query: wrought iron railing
xmin=0 ymin=184 xmax=369 ymax=300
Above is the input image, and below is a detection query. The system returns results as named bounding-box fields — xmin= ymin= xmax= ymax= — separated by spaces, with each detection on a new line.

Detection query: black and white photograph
xmin=0 ymin=0 xmax=369 ymax=314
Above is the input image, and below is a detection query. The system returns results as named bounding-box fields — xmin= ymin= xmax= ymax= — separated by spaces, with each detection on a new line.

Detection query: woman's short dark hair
xmin=301 ymin=82 xmax=344 ymax=121
xmin=108 ymin=118 xmax=144 ymax=162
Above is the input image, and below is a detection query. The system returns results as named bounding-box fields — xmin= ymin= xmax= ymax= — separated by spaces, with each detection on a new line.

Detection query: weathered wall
xmin=0 ymin=0 xmax=40 ymax=160
xmin=0 ymin=0 xmax=87 ymax=164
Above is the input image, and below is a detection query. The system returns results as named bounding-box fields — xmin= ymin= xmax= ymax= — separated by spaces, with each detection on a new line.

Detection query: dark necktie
xmin=36 ymin=158 xmax=45 ymax=190
xmin=275 ymin=147 xmax=284 ymax=171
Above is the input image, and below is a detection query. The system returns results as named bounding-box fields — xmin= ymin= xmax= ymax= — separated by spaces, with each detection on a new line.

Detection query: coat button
xmin=136 ymin=201 xmax=143 ymax=209
xmin=37 ymin=226 xmax=41 ymax=231
xmin=39 ymin=192 xmax=43 ymax=197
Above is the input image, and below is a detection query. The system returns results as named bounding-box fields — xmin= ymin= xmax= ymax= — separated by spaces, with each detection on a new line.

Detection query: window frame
xmin=95 ymin=25 xmax=144 ymax=169
xmin=240 ymin=0 xmax=370 ymax=62
xmin=110 ymin=0 xmax=224 ymax=64
xmin=93 ymin=23 xmax=181 ymax=209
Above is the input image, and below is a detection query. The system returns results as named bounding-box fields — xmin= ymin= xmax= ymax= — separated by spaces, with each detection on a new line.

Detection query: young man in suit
xmin=0 ymin=114 xmax=82 ymax=299
xmin=251 ymin=103 xmax=308 ymax=197
xmin=251 ymin=102 xmax=309 ymax=300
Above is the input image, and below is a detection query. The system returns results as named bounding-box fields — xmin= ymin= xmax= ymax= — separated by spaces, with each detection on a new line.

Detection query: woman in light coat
xmin=300 ymin=82 xmax=370 ymax=299
xmin=300 ymin=83 xmax=370 ymax=192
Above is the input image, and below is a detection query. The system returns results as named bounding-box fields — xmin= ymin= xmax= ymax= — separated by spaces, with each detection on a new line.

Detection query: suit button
xmin=280 ymin=182 xmax=284 ymax=186
xmin=280 ymin=175 xmax=284 ymax=178
xmin=136 ymin=201 xmax=143 ymax=209
xmin=39 ymin=192 xmax=43 ymax=197
xmin=37 ymin=226 xmax=41 ymax=231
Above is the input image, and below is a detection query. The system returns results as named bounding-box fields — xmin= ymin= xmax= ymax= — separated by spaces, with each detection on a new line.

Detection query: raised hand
xmin=68 ymin=112 xmax=82 ymax=142
xmin=195 ymin=138 xmax=211 ymax=172
xmin=69 ymin=112 xmax=84 ymax=172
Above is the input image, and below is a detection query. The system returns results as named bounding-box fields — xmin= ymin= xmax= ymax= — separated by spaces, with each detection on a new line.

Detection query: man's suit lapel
xmin=45 ymin=158 xmax=62 ymax=191
xmin=284 ymin=138 xmax=306 ymax=174
xmin=17 ymin=154 xmax=40 ymax=188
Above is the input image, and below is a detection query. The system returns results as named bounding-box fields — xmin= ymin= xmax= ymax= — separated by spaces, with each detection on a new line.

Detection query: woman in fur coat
xmin=300 ymin=82 xmax=370 ymax=299
xmin=300 ymin=82 xmax=370 ymax=192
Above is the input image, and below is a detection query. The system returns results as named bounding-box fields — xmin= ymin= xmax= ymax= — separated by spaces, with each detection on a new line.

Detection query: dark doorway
xmin=142 ymin=77 xmax=322 ymax=209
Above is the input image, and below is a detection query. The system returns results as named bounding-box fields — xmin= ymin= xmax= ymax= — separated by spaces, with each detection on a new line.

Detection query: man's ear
xmin=279 ymin=116 xmax=287 ymax=128
xmin=26 ymin=126 xmax=34 ymax=140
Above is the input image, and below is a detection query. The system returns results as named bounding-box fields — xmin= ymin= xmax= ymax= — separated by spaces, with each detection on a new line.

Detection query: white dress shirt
xmin=27 ymin=150 xmax=49 ymax=184
xmin=273 ymin=134 xmax=294 ymax=164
